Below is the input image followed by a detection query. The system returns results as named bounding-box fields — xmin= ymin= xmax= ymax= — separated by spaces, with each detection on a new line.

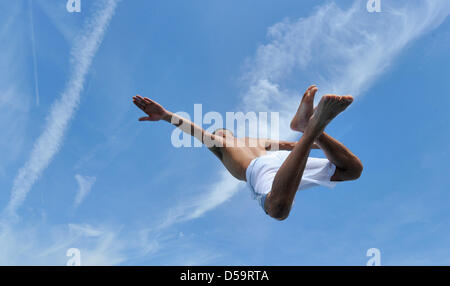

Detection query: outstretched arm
xmin=132 ymin=95 xmax=224 ymax=154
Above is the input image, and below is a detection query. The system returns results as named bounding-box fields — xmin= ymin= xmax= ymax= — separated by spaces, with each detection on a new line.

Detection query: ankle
xmin=315 ymin=132 xmax=326 ymax=143
xmin=304 ymin=121 xmax=325 ymax=138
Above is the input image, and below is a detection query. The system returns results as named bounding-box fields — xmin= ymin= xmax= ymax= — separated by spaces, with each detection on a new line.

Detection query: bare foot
xmin=307 ymin=94 xmax=353 ymax=134
xmin=290 ymin=85 xmax=317 ymax=132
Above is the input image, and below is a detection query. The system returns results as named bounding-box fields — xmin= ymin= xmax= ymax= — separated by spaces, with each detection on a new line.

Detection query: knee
xmin=350 ymin=159 xmax=363 ymax=180
xmin=266 ymin=200 xmax=291 ymax=221
xmin=342 ymin=158 xmax=363 ymax=181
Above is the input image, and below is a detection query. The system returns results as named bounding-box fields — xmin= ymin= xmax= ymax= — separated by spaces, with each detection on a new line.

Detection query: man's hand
xmin=133 ymin=95 xmax=170 ymax=122
xmin=133 ymin=95 xmax=224 ymax=151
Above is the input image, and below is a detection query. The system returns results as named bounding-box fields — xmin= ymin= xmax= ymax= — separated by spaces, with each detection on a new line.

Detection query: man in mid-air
xmin=132 ymin=85 xmax=363 ymax=221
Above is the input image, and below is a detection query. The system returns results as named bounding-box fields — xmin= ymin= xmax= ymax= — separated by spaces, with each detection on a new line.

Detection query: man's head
xmin=212 ymin=128 xmax=234 ymax=138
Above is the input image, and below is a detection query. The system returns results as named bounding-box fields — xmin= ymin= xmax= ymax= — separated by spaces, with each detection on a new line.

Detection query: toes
xmin=343 ymin=95 xmax=353 ymax=103
xmin=302 ymin=87 xmax=317 ymax=102
xmin=340 ymin=95 xmax=353 ymax=105
xmin=322 ymin=94 xmax=338 ymax=103
xmin=307 ymin=84 xmax=316 ymax=91
xmin=303 ymin=85 xmax=317 ymax=96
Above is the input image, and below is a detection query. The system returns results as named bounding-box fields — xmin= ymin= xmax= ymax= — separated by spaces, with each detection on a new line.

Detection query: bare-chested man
xmin=132 ymin=85 xmax=363 ymax=221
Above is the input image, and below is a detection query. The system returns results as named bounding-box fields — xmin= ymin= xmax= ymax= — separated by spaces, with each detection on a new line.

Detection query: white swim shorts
xmin=245 ymin=150 xmax=337 ymax=214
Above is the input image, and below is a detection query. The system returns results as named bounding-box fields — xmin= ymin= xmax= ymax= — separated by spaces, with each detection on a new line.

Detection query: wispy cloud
xmin=0 ymin=221 xmax=127 ymax=266
xmin=156 ymin=170 xmax=241 ymax=230
xmin=160 ymin=0 xmax=450 ymax=226
xmin=0 ymin=219 xmax=219 ymax=265
xmin=241 ymin=0 xmax=450 ymax=114
xmin=4 ymin=0 xmax=119 ymax=217
xmin=28 ymin=0 xmax=40 ymax=106
xmin=73 ymin=174 xmax=96 ymax=209
xmin=136 ymin=228 xmax=223 ymax=265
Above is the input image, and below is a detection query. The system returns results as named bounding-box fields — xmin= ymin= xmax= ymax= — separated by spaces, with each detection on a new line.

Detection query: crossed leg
xmin=292 ymin=85 xmax=363 ymax=181
xmin=264 ymin=88 xmax=356 ymax=221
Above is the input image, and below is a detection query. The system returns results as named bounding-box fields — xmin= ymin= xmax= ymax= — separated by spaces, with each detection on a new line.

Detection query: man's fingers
xmin=133 ymin=96 xmax=147 ymax=107
xmin=134 ymin=96 xmax=147 ymax=105
xmin=133 ymin=100 xmax=146 ymax=111
xmin=134 ymin=95 xmax=155 ymax=108
xmin=137 ymin=96 xmax=152 ymax=105
xmin=143 ymin=98 xmax=153 ymax=104
xmin=135 ymin=96 xmax=147 ymax=104
xmin=139 ymin=116 xmax=151 ymax=121
xmin=132 ymin=99 xmax=141 ymax=106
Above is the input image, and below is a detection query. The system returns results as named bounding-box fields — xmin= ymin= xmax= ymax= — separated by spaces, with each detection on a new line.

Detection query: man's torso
xmin=217 ymin=137 xmax=269 ymax=181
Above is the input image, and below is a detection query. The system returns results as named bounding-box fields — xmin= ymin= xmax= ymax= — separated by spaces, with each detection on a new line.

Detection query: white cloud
xmin=0 ymin=221 xmax=127 ymax=266
xmin=0 ymin=219 xmax=222 ymax=265
xmin=160 ymin=0 xmax=450 ymax=225
xmin=157 ymin=170 xmax=242 ymax=230
xmin=4 ymin=0 xmax=119 ymax=218
xmin=136 ymin=228 xmax=222 ymax=265
xmin=73 ymin=174 xmax=96 ymax=208
xmin=242 ymin=0 xmax=450 ymax=116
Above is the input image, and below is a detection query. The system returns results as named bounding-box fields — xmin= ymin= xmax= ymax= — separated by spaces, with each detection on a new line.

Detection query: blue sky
xmin=0 ymin=0 xmax=449 ymax=265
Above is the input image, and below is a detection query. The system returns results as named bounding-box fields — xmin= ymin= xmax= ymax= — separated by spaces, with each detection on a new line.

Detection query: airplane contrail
xmin=29 ymin=0 xmax=40 ymax=106
xmin=4 ymin=0 xmax=119 ymax=217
